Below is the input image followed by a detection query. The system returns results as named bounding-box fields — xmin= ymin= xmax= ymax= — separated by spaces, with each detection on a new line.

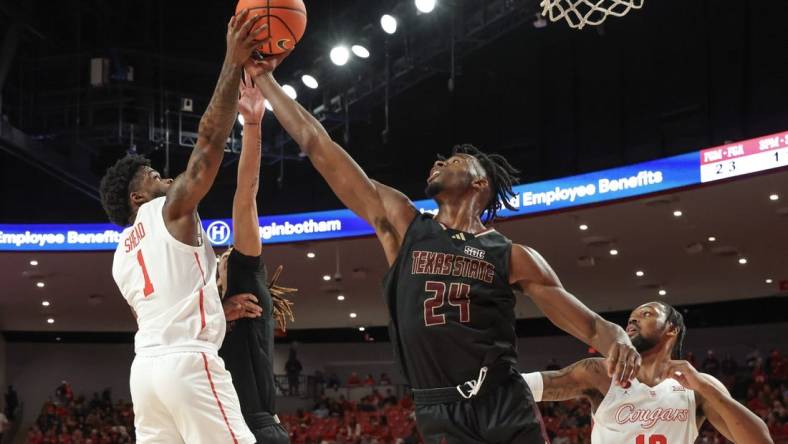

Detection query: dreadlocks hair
xmin=657 ymin=302 xmax=686 ymax=359
xmin=268 ymin=265 xmax=296 ymax=332
xmin=99 ymin=154 xmax=151 ymax=227
xmin=451 ymin=144 xmax=520 ymax=223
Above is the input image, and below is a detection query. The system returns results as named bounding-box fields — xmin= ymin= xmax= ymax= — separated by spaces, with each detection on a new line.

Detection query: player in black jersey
xmin=215 ymin=71 xmax=294 ymax=444
xmin=246 ymin=56 xmax=640 ymax=443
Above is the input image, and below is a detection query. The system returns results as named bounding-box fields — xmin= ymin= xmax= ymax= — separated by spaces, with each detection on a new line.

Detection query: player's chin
xmin=425 ymin=181 xmax=443 ymax=198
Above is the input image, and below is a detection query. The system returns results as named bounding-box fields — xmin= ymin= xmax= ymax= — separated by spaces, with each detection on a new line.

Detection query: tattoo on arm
xmin=542 ymin=359 xmax=606 ymax=402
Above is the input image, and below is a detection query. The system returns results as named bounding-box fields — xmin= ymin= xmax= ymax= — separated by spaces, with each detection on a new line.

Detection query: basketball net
xmin=540 ymin=0 xmax=644 ymax=30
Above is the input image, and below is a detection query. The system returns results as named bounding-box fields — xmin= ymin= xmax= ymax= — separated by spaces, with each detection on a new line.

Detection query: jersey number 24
xmin=423 ymin=281 xmax=470 ymax=326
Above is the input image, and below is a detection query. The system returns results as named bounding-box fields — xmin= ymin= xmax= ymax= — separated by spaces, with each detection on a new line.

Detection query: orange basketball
xmin=235 ymin=0 xmax=307 ymax=56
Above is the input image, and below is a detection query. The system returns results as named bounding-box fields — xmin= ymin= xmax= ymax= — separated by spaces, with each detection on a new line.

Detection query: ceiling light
xmin=707 ymin=236 xmax=717 ymax=242
xmin=301 ymin=74 xmax=319 ymax=89
xmin=42 ymin=301 xmax=50 ymax=307
xmin=330 ymin=46 xmax=350 ymax=66
xmin=282 ymin=84 xmax=298 ymax=99
xmin=349 ymin=312 xmax=357 ymax=318
xmin=306 ymin=252 xmax=316 ymax=259
xmin=351 ymin=45 xmax=370 ymax=59
xmin=47 ymin=318 xmax=55 ymax=324
xmin=322 ymin=275 xmax=331 ymax=281
xmin=380 ymin=14 xmax=398 ymax=34
xmin=738 ymin=257 xmax=748 ymax=265
xmin=635 ymin=270 xmax=644 ymax=277
xmin=337 ymin=295 xmax=345 ymax=301
xmin=237 ymin=114 xmax=245 ymax=126
xmin=770 ymin=193 xmax=780 ymax=201
xmin=673 ymin=210 xmax=683 ymax=217
xmin=415 ymin=0 xmax=436 ymax=13
xmin=579 ymin=224 xmax=588 ymax=231
xmin=765 ymin=278 xmax=773 ymax=284
xmin=609 ymin=249 xmax=619 ymax=256
xmin=358 ymin=326 xmax=365 ymax=331
xmin=36 ymin=282 xmax=45 ymax=288
xmin=30 ymin=260 xmax=39 ymax=266
xmin=658 ymin=289 xmax=667 ymax=296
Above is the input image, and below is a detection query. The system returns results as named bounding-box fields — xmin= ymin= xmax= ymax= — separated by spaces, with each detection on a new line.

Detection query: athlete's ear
xmin=130 ymin=190 xmax=147 ymax=207
xmin=472 ymin=176 xmax=489 ymax=191
xmin=665 ymin=322 xmax=679 ymax=337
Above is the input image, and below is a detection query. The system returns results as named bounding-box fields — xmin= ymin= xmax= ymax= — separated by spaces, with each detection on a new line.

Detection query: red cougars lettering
xmin=615 ymin=403 xmax=690 ymax=430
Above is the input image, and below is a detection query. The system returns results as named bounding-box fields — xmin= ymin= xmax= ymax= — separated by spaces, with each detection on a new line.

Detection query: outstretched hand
xmin=225 ymin=9 xmax=269 ymax=67
xmin=239 ymin=70 xmax=266 ymax=124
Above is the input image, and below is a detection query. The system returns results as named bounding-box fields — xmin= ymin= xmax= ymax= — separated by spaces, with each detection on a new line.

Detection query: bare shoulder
xmin=694 ymin=372 xmax=730 ymax=407
xmin=369 ymin=180 xmax=418 ymax=263
xmin=509 ymin=243 xmax=558 ymax=286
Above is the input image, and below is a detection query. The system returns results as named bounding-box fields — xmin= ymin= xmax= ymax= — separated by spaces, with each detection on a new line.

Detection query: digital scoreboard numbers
xmin=700 ymin=131 xmax=788 ymax=183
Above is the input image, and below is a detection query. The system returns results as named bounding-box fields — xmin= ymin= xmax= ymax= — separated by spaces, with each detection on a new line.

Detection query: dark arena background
xmin=1 ymin=0 xmax=787 ymax=443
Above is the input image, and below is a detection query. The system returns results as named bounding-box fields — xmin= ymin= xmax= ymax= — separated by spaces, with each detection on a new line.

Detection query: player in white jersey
xmin=99 ymin=10 xmax=269 ymax=444
xmin=522 ymin=302 xmax=773 ymax=444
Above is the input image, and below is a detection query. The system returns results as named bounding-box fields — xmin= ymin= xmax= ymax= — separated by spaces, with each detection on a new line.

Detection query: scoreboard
xmin=700 ymin=131 xmax=788 ymax=183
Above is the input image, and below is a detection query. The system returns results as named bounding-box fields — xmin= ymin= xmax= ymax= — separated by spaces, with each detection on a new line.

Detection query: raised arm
xmin=510 ymin=244 xmax=641 ymax=385
xmin=162 ymin=11 xmax=264 ymax=242
xmin=523 ymin=358 xmax=609 ymax=407
xmin=231 ymin=71 xmax=266 ymax=257
xmin=245 ymin=60 xmax=416 ymax=263
xmin=664 ymin=361 xmax=773 ymax=444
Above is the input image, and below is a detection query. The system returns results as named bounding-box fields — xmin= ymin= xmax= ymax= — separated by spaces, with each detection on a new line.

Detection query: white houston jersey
xmin=591 ymin=378 xmax=698 ymax=444
xmin=112 ymin=197 xmax=226 ymax=357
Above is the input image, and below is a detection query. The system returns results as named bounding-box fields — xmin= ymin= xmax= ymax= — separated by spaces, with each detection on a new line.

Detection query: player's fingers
xmin=242 ymin=293 xmax=258 ymax=303
xmin=623 ymin=352 xmax=637 ymax=382
xmin=235 ymin=8 xmax=250 ymax=27
xmin=240 ymin=14 xmax=264 ymax=37
xmin=249 ymin=23 xmax=268 ymax=40
xmin=628 ymin=353 xmax=641 ymax=381
xmin=607 ymin=346 xmax=621 ymax=376
xmin=615 ymin=358 xmax=628 ymax=385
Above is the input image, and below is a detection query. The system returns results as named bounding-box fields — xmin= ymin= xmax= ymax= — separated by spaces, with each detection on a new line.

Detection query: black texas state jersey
xmin=382 ymin=213 xmax=517 ymax=389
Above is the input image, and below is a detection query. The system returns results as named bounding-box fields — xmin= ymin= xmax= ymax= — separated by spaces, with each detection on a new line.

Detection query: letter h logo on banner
xmin=206 ymin=221 xmax=231 ymax=245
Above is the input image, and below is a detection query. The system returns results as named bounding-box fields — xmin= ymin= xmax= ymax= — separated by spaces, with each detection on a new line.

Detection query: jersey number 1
xmin=424 ymin=281 xmax=470 ymax=326
xmin=636 ymin=434 xmax=667 ymax=444
xmin=136 ymin=250 xmax=155 ymax=298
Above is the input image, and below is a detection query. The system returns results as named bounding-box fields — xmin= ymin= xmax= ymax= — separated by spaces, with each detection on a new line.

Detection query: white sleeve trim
xmin=522 ymin=372 xmax=544 ymax=402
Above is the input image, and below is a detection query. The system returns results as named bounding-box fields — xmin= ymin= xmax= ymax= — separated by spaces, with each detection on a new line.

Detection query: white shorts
xmin=130 ymin=352 xmax=255 ymax=444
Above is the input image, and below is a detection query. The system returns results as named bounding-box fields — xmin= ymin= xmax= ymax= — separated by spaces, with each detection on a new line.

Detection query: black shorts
xmin=414 ymin=371 xmax=549 ymax=444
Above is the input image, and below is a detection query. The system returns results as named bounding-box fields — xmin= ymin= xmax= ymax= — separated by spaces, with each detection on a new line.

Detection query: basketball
xmin=235 ymin=0 xmax=307 ymax=56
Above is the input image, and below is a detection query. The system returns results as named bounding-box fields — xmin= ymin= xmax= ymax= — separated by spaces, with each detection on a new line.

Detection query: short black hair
xmin=657 ymin=302 xmax=686 ymax=359
xmin=99 ymin=154 xmax=150 ymax=226
xmin=451 ymin=144 xmax=520 ymax=223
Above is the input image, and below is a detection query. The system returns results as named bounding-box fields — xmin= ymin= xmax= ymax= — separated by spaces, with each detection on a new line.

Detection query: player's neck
xmin=636 ymin=346 xmax=674 ymax=386
xmin=127 ymin=210 xmax=139 ymax=227
xmin=434 ymin=197 xmax=486 ymax=233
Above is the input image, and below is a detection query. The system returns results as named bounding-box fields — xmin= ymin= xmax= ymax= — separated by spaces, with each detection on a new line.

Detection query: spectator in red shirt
xmin=346 ymin=372 xmax=361 ymax=387
xmin=363 ymin=373 xmax=375 ymax=386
